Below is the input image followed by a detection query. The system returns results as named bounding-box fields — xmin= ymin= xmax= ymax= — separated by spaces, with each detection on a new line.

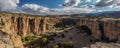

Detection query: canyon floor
xmin=24 ymin=26 xmax=120 ymax=48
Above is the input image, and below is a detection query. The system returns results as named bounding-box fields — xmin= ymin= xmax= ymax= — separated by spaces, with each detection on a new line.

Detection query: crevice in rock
xmin=17 ymin=17 xmax=23 ymax=34
xmin=29 ymin=19 xmax=35 ymax=34
xmin=98 ymin=21 xmax=104 ymax=40
xmin=39 ymin=19 xmax=44 ymax=32
xmin=98 ymin=21 xmax=118 ymax=43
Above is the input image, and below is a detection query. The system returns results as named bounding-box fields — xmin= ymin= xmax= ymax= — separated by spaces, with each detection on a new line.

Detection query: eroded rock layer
xmin=0 ymin=12 xmax=120 ymax=42
xmin=0 ymin=13 xmax=60 ymax=36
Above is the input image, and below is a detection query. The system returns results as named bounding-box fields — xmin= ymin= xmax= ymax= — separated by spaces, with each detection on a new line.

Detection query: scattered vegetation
xmin=40 ymin=37 xmax=48 ymax=45
xmin=25 ymin=35 xmax=34 ymax=41
xmin=53 ymin=45 xmax=59 ymax=48
xmin=54 ymin=19 xmax=77 ymax=28
xmin=62 ymin=41 xmax=74 ymax=48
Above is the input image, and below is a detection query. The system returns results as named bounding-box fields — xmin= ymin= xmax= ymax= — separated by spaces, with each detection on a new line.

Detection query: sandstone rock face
xmin=0 ymin=13 xmax=60 ymax=36
xmin=77 ymin=20 xmax=102 ymax=39
xmin=0 ymin=30 xmax=24 ymax=48
xmin=103 ymin=21 xmax=120 ymax=41
xmin=77 ymin=20 xmax=120 ymax=42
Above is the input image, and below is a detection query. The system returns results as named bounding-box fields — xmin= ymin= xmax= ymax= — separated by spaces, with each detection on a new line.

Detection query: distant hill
xmin=0 ymin=11 xmax=120 ymax=18
xmin=82 ymin=11 xmax=120 ymax=18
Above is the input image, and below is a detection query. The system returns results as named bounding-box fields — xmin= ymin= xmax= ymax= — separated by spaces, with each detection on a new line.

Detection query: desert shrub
xmin=54 ymin=19 xmax=77 ymax=28
xmin=62 ymin=41 xmax=73 ymax=48
xmin=0 ymin=25 xmax=2 ymax=29
xmin=41 ymin=37 xmax=48 ymax=45
xmin=53 ymin=45 xmax=59 ymax=48
xmin=25 ymin=35 xmax=34 ymax=41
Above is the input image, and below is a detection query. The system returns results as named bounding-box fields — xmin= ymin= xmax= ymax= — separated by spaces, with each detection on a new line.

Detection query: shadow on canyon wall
xmin=24 ymin=21 xmax=120 ymax=48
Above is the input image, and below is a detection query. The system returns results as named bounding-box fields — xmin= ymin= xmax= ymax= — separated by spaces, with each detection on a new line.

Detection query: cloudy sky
xmin=0 ymin=0 xmax=120 ymax=15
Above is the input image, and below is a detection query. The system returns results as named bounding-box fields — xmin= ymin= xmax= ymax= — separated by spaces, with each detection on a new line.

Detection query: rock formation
xmin=77 ymin=20 xmax=102 ymax=40
xmin=85 ymin=42 xmax=120 ymax=48
xmin=0 ymin=12 xmax=61 ymax=36
xmin=103 ymin=21 xmax=120 ymax=42
xmin=0 ymin=30 xmax=24 ymax=48
xmin=0 ymin=12 xmax=120 ymax=42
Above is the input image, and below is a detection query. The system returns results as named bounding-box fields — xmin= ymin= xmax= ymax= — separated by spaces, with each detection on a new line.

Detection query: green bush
xmin=41 ymin=37 xmax=48 ymax=45
xmin=53 ymin=45 xmax=59 ymax=48
xmin=25 ymin=35 xmax=34 ymax=41
xmin=63 ymin=41 xmax=73 ymax=48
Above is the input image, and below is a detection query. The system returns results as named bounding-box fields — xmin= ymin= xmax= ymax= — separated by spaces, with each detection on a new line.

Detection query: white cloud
xmin=0 ymin=0 xmax=19 ymax=11
xmin=21 ymin=4 xmax=49 ymax=15
xmin=105 ymin=0 xmax=112 ymax=3
xmin=0 ymin=0 xmax=93 ymax=15
xmin=0 ymin=0 xmax=120 ymax=15
xmin=85 ymin=0 xmax=91 ymax=3
xmin=95 ymin=0 xmax=101 ymax=3
xmin=20 ymin=4 xmax=93 ymax=15
xmin=49 ymin=7 xmax=93 ymax=15
xmin=22 ymin=4 xmax=49 ymax=12
xmin=95 ymin=0 xmax=120 ymax=8
xmin=62 ymin=0 xmax=81 ymax=7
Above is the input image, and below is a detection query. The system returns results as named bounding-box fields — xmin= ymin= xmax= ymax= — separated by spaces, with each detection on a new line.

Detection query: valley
xmin=0 ymin=12 xmax=120 ymax=48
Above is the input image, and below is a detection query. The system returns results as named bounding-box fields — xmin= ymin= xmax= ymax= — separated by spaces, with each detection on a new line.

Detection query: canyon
xmin=0 ymin=12 xmax=120 ymax=48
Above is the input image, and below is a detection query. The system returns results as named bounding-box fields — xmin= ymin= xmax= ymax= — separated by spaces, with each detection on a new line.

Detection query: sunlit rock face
xmin=0 ymin=12 xmax=61 ymax=36
xmin=0 ymin=30 xmax=24 ymax=48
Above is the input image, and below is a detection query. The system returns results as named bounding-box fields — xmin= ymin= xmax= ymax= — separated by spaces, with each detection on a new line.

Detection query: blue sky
xmin=0 ymin=0 xmax=120 ymax=15
xmin=19 ymin=0 xmax=64 ymax=8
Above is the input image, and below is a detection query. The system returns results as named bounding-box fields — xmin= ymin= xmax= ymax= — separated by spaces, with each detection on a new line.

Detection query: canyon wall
xmin=0 ymin=13 xmax=61 ymax=36
xmin=0 ymin=12 xmax=120 ymax=42
xmin=103 ymin=21 xmax=120 ymax=41
xmin=77 ymin=20 xmax=102 ymax=39
xmin=77 ymin=20 xmax=120 ymax=42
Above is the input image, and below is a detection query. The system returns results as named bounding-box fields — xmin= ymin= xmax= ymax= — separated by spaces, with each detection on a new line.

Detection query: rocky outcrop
xmin=0 ymin=30 xmax=24 ymax=48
